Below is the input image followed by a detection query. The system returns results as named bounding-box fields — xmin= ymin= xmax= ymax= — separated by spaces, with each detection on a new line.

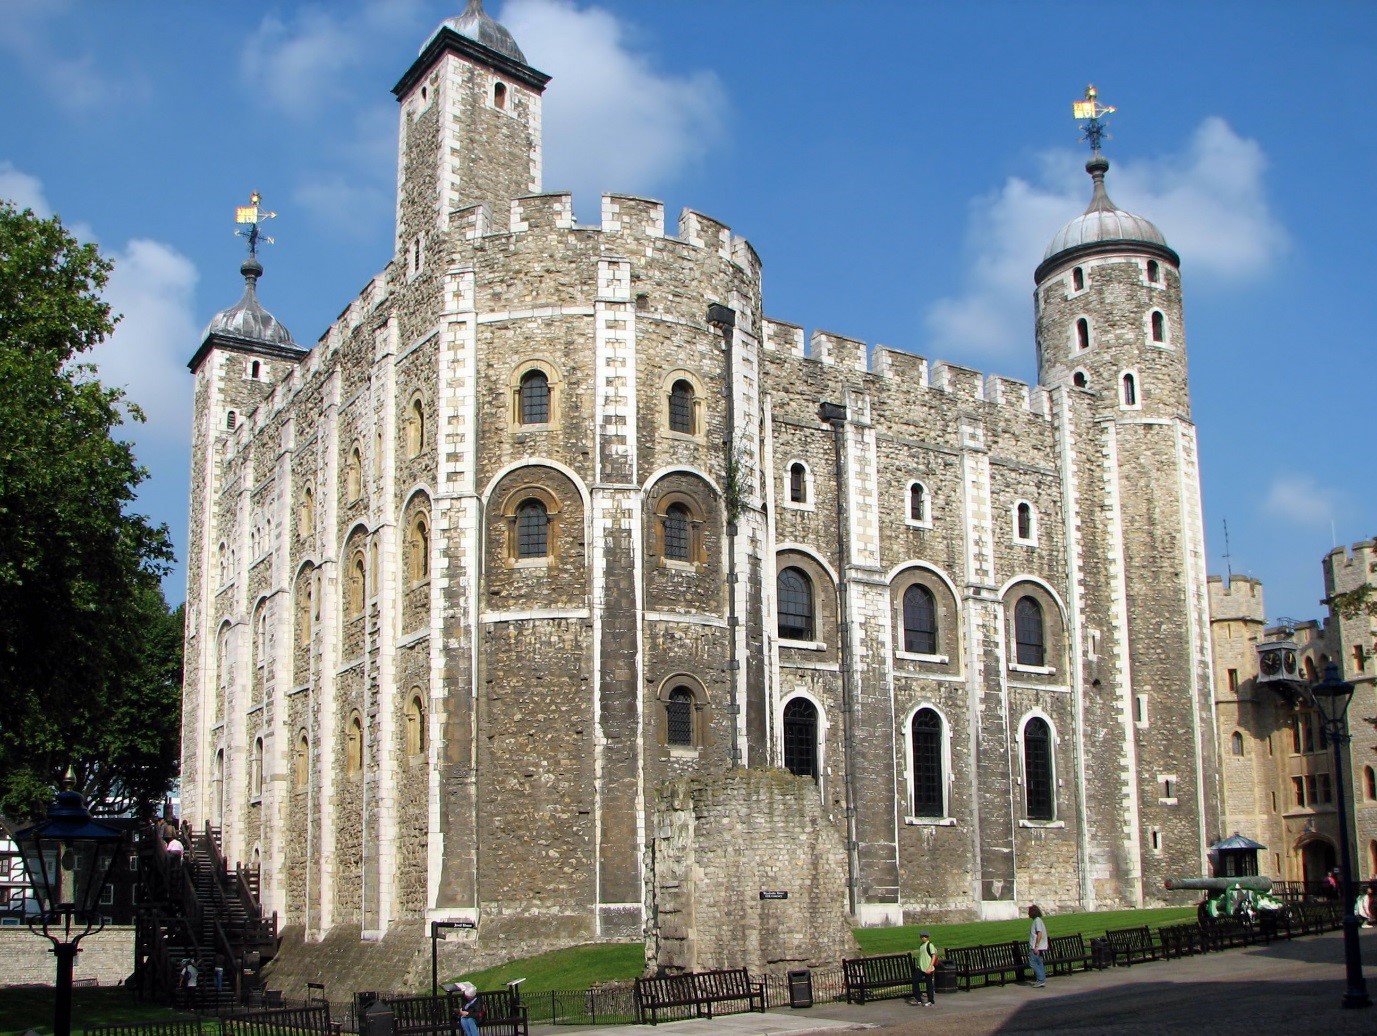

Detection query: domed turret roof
xmin=1043 ymin=154 xmax=1167 ymax=261
xmin=203 ymin=257 xmax=295 ymax=348
xmin=430 ymin=0 xmax=526 ymax=64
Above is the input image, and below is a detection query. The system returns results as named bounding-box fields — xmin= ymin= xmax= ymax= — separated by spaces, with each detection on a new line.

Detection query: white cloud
xmin=241 ymin=0 xmax=429 ymax=117
xmin=1263 ymin=474 xmax=1337 ymax=529
xmin=503 ymin=0 xmax=725 ymax=210
xmin=94 ymin=240 xmax=201 ymax=443
xmin=924 ymin=118 xmax=1287 ymax=362
xmin=0 ymin=161 xmax=50 ymax=214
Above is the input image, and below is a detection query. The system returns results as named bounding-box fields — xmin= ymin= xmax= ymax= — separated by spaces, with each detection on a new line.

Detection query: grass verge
xmin=0 ymin=986 xmax=183 ymax=1036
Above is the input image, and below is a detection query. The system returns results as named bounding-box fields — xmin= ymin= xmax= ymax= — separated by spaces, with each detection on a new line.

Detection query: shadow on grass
xmin=0 ymin=986 xmax=182 ymax=1036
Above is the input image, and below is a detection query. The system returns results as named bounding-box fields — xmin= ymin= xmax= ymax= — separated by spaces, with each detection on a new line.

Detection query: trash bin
xmin=934 ymin=961 xmax=958 ymax=995
xmin=1090 ymin=937 xmax=1112 ymax=970
xmin=787 ymin=969 xmax=813 ymax=1009
xmin=359 ymin=999 xmax=396 ymax=1036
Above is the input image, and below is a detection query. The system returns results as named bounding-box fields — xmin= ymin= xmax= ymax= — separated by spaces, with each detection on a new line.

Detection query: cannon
xmin=1164 ymin=876 xmax=1272 ymax=893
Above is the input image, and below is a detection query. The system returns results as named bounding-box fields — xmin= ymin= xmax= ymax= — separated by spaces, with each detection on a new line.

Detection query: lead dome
xmin=429 ymin=0 xmax=527 ymax=64
xmin=203 ymin=257 xmax=295 ymax=347
xmin=1044 ymin=153 xmax=1167 ymax=261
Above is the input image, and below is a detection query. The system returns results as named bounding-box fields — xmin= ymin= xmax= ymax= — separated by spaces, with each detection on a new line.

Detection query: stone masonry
xmin=182 ymin=5 xmax=1226 ymax=991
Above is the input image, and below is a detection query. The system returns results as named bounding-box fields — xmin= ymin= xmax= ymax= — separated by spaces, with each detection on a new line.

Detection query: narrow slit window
xmin=1151 ymin=310 xmax=1166 ymax=343
xmin=1076 ymin=317 xmax=1090 ymax=351
xmin=1122 ymin=372 xmax=1137 ymax=406
xmin=789 ymin=463 xmax=807 ymax=504
xmin=1072 ymin=267 xmax=1084 ymax=291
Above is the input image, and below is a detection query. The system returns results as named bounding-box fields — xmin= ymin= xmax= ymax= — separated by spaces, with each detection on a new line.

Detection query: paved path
xmin=533 ymin=928 xmax=1377 ymax=1036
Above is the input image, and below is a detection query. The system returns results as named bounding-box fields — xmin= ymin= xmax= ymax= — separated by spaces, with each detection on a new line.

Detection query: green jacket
xmin=917 ymin=941 xmax=939 ymax=972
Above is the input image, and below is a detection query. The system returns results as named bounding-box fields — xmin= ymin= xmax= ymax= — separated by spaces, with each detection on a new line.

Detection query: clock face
xmin=1261 ymin=652 xmax=1282 ymax=676
xmin=1283 ymin=651 xmax=1297 ymax=674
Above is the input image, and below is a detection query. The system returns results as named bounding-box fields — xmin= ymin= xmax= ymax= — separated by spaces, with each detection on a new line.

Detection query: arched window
xmin=1231 ymin=731 xmax=1245 ymax=757
xmin=903 ymin=585 xmax=937 ymax=655
xmin=218 ymin=542 xmax=228 ymax=585
xmin=516 ymin=499 xmax=549 ymax=558
xmin=250 ymin=360 xmax=261 ymax=379
xmin=493 ymin=81 xmax=507 ymax=109
xmin=300 ymin=486 xmax=314 ymax=535
xmin=666 ymin=688 xmax=695 ymax=747
xmin=909 ymin=482 xmax=928 ymax=523
xmin=294 ymin=731 xmax=310 ymax=789
xmin=1122 ymin=372 xmax=1137 ymax=406
xmin=348 ymin=552 xmax=366 ymax=615
xmin=911 ymin=708 xmax=944 ymax=817
xmin=251 ymin=737 xmax=264 ymax=798
xmin=518 ymin=369 xmax=549 ymax=424
xmin=1147 ymin=259 xmax=1161 ymax=284
xmin=346 ymin=711 xmax=364 ymax=773
xmin=346 ymin=445 xmax=363 ymax=501
xmin=405 ymin=691 xmax=426 ymax=756
xmin=408 ymin=513 xmax=430 ymax=582
xmin=777 ymin=567 xmax=815 ymax=641
xmin=227 ymin=410 xmax=237 ymax=430
xmin=1016 ymin=501 xmax=1035 ymax=542
xmin=1072 ymin=266 xmax=1084 ymax=291
xmin=1023 ymin=717 xmax=1055 ymax=820
xmin=1365 ymin=766 xmax=1376 ymax=801
xmin=663 ymin=503 xmax=690 ymax=562
xmin=668 ymin=379 xmax=695 ymax=435
xmin=1072 ymin=370 xmax=1088 ymax=388
xmin=214 ymin=749 xmax=225 ymax=823
xmin=1151 ymin=310 xmax=1166 ymax=343
xmin=255 ymin=605 xmax=268 ymax=668
xmin=1075 ymin=317 xmax=1090 ymax=351
xmin=788 ymin=462 xmax=807 ymax=504
xmin=782 ymin=698 xmax=818 ymax=780
xmin=1015 ymin=596 xmax=1045 ymax=666
xmin=407 ymin=398 xmax=425 ymax=457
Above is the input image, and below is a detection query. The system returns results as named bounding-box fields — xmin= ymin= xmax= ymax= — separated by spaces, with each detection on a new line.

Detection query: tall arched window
xmin=294 ymin=731 xmax=310 ymax=789
xmin=789 ymin=462 xmax=807 ymax=504
xmin=1023 ymin=717 xmax=1055 ymax=820
xmin=518 ymin=369 xmax=549 ymax=424
xmin=408 ymin=514 xmax=430 ymax=582
xmin=1072 ymin=267 xmax=1084 ymax=291
xmin=516 ymin=499 xmax=549 ymax=558
xmin=663 ymin=504 xmax=690 ymax=562
xmin=405 ymin=691 xmax=426 ymax=756
xmin=300 ymin=486 xmax=314 ymax=535
xmin=1231 ymin=731 xmax=1245 ymax=757
xmin=783 ymin=698 xmax=818 ymax=780
xmin=911 ymin=708 xmax=944 ymax=817
xmin=407 ymin=398 xmax=425 ymax=456
xmin=1151 ymin=310 xmax=1166 ymax=342
xmin=1122 ymin=372 xmax=1137 ymax=406
xmin=348 ymin=552 xmax=366 ymax=615
xmin=346 ymin=445 xmax=363 ymax=500
xmin=666 ymin=687 xmax=695 ymax=747
xmin=346 ymin=711 xmax=364 ymax=773
xmin=777 ymin=567 xmax=815 ymax=641
xmin=909 ymin=483 xmax=928 ymax=523
xmin=1075 ymin=317 xmax=1091 ymax=351
xmin=1015 ymin=596 xmax=1045 ymax=666
xmin=668 ymin=379 xmax=695 ymax=435
xmin=1016 ymin=502 xmax=1035 ymax=542
xmin=251 ymin=737 xmax=264 ymax=798
xmin=1147 ymin=259 xmax=1161 ymax=284
xmin=493 ymin=81 xmax=507 ymax=109
xmin=214 ymin=749 xmax=225 ymax=823
xmin=903 ymin=585 xmax=937 ymax=654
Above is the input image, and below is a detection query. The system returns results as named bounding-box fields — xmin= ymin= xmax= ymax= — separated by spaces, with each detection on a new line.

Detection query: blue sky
xmin=2 ymin=0 xmax=1372 ymax=623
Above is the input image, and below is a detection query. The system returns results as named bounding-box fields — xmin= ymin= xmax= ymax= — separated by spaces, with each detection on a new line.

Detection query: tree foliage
xmin=0 ymin=201 xmax=179 ymax=821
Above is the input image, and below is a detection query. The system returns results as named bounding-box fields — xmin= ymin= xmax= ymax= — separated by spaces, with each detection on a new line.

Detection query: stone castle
xmin=181 ymin=2 xmax=1227 ymax=968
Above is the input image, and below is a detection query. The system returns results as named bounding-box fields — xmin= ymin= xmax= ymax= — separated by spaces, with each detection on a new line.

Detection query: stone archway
xmin=1297 ymin=835 xmax=1335 ymax=888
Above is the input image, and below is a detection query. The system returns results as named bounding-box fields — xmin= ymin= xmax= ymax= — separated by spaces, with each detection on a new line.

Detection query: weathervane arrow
xmin=234 ymin=191 xmax=278 ymax=257
xmin=1073 ymin=84 xmax=1116 ymax=153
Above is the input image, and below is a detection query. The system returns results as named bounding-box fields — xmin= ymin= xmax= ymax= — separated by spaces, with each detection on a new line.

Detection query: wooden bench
xmin=387 ymin=988 xmax=529 ymax=1036
xmin=635 ymin=968 xmax=765 ymax=1025
xmin=1043 ymin=933 xmax=1094 ymax=974
xmin=842 ymin=952 xmax=916 ymax=1004
xmin=945 ymin=942 xmax=1026 ymax=990
xmin=1157 ymin=923 xmax=1206 ymax=959
xmin=475 ymin=988 xmax=529 ymax=1036
xmin=1202 ymin=917 xmax=1257 ymax=951
xmin=89 ymin=1024 xmax=205 ymax=1036
xmin=1104 ymin=925 xmax=1160 ymax=966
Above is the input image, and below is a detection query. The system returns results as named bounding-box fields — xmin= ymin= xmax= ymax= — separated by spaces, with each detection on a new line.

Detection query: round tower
xmin=1034 ymin=153 xmax=1187 ymax=420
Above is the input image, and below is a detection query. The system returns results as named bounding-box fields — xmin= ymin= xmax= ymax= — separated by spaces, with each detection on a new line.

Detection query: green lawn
xmin=449 ymin=907 xmax=1198 ymax=992
xmin=0 ymin=987 xmax=183 ymax=1036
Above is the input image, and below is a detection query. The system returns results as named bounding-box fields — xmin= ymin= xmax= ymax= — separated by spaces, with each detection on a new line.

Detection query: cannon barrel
xmin=1163 ymin=876 xmax=1272 ymax=893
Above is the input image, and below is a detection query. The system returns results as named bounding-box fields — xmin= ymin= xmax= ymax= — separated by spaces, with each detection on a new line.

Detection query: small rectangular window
xmin=1305 ymin=774 xmax=1317 ymax=806
xmin=1292 ymin=776 xmax=1305 ymax=807
xmin=1227 ymin=669 xmax=1239 ymax=693
xmin=1270 ymin=791 xmax=1277 ymax=813
xmin=1134 ymin=694 xmax=1148 ymax=727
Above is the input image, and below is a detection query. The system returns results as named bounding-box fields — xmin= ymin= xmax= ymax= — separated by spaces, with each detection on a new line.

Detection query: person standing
xmin=181 ymin=958 xmax=199 ymax=1008
xmin=1027 ymin=904 xmax=1048 ymax=988
xmin=912 ymin=931 xmax=939 ymax=1007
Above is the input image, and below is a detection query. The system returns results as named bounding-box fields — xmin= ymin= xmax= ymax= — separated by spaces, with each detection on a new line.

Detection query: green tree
xmin=0 ymin=201 xmax=178 ymax=821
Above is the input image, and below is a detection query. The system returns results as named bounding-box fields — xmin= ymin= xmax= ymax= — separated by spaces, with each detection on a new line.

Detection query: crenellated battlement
xmin=1323 ymin=537 xmax=1377 ymax=596
xmin=762 ymin=319 xmax=1050 ymax=416
xmin=1207 ymin=574 xmax=1266 ymax=623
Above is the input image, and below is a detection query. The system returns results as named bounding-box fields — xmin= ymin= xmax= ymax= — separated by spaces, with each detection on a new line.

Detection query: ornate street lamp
xmin=11 ymin=776 xmax=127 ymax=1036
xmin=1310 ymin=663 xmax=1372 ymax=1009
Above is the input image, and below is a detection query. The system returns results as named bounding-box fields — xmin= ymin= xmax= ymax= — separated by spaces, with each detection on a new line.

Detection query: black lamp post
xmin=11 ymin=777 xmax=127 ymax=1036
xmin=1310 ymin=662 xmax=1372 ymax=1010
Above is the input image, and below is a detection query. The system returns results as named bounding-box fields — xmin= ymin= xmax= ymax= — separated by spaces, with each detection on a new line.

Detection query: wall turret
xmin=1034 ymin=153 xmax=1188 ymax=421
